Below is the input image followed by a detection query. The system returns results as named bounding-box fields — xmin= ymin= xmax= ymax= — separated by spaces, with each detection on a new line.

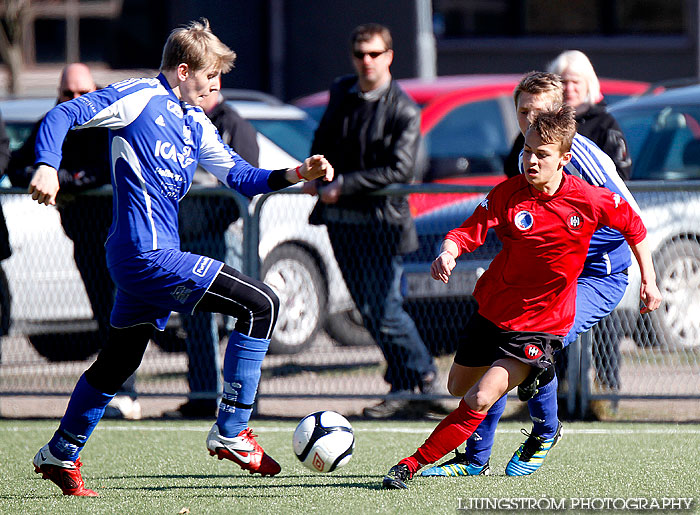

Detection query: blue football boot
xmin=420 ymin=450 xmax=490 ymax=477
xmin=505 ymin=422 xmax=562 ymax=476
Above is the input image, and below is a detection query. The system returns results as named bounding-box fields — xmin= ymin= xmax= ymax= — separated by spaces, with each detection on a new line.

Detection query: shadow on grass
xmin=93 ymin=472 xmax=384 ymax=491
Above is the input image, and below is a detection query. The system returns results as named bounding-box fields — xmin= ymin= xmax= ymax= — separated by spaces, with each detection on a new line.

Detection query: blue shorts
xmin=108 ymin=249 xmax=224 ymax=331
xmin=563 ymin=271 xmax=628 ymax=346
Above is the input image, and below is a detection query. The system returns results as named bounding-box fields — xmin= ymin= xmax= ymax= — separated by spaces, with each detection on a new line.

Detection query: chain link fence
xmin=0 ymin=182 xmax=698 ymax=420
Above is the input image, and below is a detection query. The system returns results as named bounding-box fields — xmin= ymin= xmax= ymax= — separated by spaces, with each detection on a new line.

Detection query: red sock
xmin=411 ymin=399 xmax=486 ymax=467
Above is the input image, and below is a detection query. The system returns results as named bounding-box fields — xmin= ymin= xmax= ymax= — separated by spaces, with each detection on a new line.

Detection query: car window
xmin=424 ymin=98 xmax=509 ymax=178
xmin=5 ymin=122 xmax=35 ymax=152
xmin=247 ymin=118 xmax=316 ymax=162
xmin=300 ymin=105 xmax=326 ymax=124
xmin=605 ymin=93 xmax=636 ymax=106
xmin=615 ymin=105 xmax=700 ymax=180
xmin=613 ymin=109 xmax=656 ymax=162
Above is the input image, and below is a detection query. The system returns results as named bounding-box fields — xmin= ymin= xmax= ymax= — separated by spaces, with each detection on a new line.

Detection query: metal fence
xmin=0 ymin=181 xmax=698 ymax=420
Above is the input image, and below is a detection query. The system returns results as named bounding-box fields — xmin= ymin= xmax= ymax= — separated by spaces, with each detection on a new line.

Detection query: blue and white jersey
xmin=35 ymin=74 xmax=274 ymax=267
xmin=520 ymin=133 xmax=640 ymax=276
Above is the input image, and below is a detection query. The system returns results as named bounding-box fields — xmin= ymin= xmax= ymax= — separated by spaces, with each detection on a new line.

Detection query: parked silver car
xmin=0 ymin=93 xmax=348 ymax=357
xmin=609 ymin=85 xmax=700 ymax=350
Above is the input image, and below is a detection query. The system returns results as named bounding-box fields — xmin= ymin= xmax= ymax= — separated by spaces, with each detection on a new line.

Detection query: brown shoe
xmin=363 ymin=398 xmax=411 ymax=419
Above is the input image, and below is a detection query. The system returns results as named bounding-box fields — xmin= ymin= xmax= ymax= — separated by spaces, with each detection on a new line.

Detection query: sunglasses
xmin=61 ymin=89 xmax=91 ymax=98
xmin=352 ymin=50 xmax=388 ymax=60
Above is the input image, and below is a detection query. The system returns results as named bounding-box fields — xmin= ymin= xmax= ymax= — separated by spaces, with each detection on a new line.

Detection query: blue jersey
xmin=520 ymin=132 xmax=639 ymax=276
xmin=35 ymin=74 xmax=274 ymax=268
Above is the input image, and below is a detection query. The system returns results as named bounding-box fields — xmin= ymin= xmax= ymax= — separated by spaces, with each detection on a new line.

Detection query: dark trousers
xmin=60 ymin=196 xmax=136 ymax=396
xmin=327 ymin=221 xmax=435 ymax=392
xmin=60 ymin=198 xmax=114 ymax=339
xmin=178 ymin=194 xmax=239 ymax=402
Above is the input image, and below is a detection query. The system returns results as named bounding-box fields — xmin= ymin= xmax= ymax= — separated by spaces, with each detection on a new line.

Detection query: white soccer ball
xmin=292 ymin=410 xmax=354 ymax=473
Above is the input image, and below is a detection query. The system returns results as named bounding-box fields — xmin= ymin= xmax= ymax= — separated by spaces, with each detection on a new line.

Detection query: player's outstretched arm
xmin=286 ymin=154 xmax=334 ymax=184
xmin=431 ymin=239 xmax=459 ymax=284
xmin=28 ymin=164 xmax=60 ymax=206
xmin=629 ymin=238 xmax=662 ymax=314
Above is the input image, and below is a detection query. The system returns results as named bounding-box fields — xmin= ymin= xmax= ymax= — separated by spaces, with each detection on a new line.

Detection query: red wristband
xmin=295 ymin=165 xmax=304 ymax=181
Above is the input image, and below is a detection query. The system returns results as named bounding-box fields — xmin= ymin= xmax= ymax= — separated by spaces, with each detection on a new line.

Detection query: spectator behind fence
xmin=381 ymin=106 xmax=661 ymax=490
xmin=29 ymin=18 xmax=333 ymax=496
xmin=421 ymin=72 xmax=647 ymax=480
xmin=166 ymin=77 xmax=260 ymax=419
xmin=0 ymin=112 xmax=12 ymax=363
xmin=505 ymin=52 xmax=632 ymax=182
xmin=302 ymin=23 xmax=442 ymax=420
xmin=7 ymin=63 xmax=140 ymax=420
xmin=547 ymin=50 xmax=632 ymax=181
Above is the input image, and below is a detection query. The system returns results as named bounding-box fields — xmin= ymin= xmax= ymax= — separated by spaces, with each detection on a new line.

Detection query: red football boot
xmin=33 ymin=445 xmax=98 ymax=496
xmin=207 ymin=424 xmax=281 ymax=476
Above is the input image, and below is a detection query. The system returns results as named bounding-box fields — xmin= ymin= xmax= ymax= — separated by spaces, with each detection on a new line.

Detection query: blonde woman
xmin=548 ymin=50 xmax=632 ymax=180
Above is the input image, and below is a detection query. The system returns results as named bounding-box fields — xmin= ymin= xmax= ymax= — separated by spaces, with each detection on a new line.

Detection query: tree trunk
xmin=5 ymin=45 xmax=22 ymax=95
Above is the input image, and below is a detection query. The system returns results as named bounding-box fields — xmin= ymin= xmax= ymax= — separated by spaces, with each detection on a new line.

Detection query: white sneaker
xmin=104 ymin=396 xmax=142 ymax=420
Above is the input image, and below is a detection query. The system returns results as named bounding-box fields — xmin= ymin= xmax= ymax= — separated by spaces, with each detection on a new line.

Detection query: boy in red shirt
xmin=382 ymin=105 xmax=662 ymax=489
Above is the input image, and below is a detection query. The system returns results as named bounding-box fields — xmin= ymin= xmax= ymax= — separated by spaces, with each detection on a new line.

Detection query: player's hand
xmin=639 ymin=280 xmax=662 ymax=314
xmin=28 ymin=164 xmax=60 ymax=206
xmin=299 ymin=154 xmax=334 ymax=182
xmin=431 ymin=250 xmax=456 ymax=284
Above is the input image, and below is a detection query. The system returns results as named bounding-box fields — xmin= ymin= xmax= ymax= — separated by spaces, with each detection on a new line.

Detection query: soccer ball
xmin=292 ymin=410 xmax=354 ymax=473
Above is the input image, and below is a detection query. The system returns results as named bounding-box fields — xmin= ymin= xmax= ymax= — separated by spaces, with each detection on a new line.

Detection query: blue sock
xmin=48 ymin=374 xmax=114 ymax=461
xmin=527 ymin=374 xmax=559 ymax=439
xmin=464 ymin=394 xmax=507 ymax=466
xmin=216 ymin=332 xmax=269 ymax=438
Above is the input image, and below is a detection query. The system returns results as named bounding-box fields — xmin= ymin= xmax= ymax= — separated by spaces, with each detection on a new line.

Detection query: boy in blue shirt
xmin=29 ymin=19 xmax=333 ymax=496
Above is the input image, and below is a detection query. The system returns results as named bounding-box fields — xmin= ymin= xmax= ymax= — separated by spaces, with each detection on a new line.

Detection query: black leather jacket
xmin=8 ymin=116 xmax=110 ymax=192
xmin=575 ymin=102 xmax=631 ymax=180
xmin=309 ymin=75 xmax=422 ymax=254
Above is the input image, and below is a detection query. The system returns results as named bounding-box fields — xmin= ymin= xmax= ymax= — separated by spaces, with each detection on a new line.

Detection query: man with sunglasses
xmin=8 ymin=63 xmax=141 ymax=419
xmin=303 ymin=23 xmax=440 ymax=419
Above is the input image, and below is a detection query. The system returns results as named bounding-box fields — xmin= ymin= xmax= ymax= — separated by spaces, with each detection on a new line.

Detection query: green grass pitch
xmin=1 ymin=419 xmax=697 ymax=514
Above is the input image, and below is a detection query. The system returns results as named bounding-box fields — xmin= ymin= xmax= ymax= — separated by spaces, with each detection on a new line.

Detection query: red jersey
xmin=445 ymin=173 xmax=646 ymax=336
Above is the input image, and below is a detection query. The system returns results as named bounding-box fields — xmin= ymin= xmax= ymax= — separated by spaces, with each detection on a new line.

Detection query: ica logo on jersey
xmin=155 ymin=140 xmax=195 ymax=168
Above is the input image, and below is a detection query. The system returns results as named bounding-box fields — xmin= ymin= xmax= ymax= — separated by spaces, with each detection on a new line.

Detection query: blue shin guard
xmin=527 ymin=374 xmax=559 ymax=438
xmin=464 ymin=394 xmax=507 ymax=466
xmin=48 ymin=374 xmax=114 ymax=461
xmin=216 ymin=332 xmax=269 ymax=437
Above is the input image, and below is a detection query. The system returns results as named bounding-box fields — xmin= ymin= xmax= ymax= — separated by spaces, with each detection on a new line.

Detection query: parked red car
xmin=295 ymin=74 xmax=649 ymax=187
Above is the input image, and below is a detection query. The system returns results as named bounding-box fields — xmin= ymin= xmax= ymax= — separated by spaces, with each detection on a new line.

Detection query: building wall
xmin=49 ymin=0 xmax=700 ymax=100
xmin=435 ymin=36 xmax=696 ymax=83
xmin=283 ymin=0 xmax=420 ymax=100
